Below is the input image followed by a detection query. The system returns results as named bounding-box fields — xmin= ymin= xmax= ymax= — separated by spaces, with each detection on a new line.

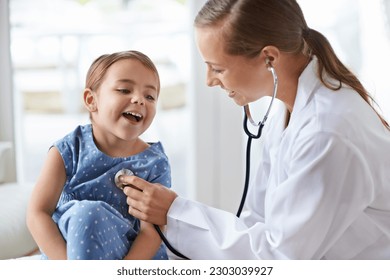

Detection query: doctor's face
xmin=195 ymin=26 xmax=273 ymax=106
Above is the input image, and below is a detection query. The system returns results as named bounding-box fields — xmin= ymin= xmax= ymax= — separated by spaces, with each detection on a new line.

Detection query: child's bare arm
xmin=26 ymin=147 xmax=67 ymax=259
xmin=123 ymin=220 xmax=163 ymax=260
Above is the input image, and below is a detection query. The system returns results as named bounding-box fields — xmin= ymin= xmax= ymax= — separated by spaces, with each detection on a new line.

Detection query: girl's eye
xmin=116 ymin=88 xmax=131 ymax=94
xmin=146 ymin=94 xmax=156 ymax=101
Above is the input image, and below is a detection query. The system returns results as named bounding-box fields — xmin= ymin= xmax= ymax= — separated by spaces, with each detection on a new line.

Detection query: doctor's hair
xmin=85 ymin=50 xmax=160 ymax=93
xmin=195 ymin=0 xmax=389 ymax=129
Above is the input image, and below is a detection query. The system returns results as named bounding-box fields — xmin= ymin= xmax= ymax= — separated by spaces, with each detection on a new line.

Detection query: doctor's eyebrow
xmin=205 ymin=61 xmax=224 ymax=67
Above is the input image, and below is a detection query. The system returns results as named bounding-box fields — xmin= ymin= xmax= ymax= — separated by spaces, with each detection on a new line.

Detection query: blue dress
xmin=41 ymin=124 xmax=171 ymax=260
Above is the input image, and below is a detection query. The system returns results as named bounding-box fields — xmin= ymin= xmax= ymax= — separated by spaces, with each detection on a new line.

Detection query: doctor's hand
xmin=120 ymin=175 xmax=177 ymax=226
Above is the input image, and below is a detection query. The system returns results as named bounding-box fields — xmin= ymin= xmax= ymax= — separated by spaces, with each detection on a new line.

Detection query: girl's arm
xmin=123 ymin=221 xmax=163 ymax=260
xmin=26 ymin=147 xmax=67 ymax=259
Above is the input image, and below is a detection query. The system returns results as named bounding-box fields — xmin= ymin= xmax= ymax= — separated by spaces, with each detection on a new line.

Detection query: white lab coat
xmin=166 ymin=58 xmax=390 ymax=259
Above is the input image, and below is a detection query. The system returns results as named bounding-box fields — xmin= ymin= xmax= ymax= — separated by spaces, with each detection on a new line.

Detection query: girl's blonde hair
xmin=85 ymin=50 xmax=160 ymax=93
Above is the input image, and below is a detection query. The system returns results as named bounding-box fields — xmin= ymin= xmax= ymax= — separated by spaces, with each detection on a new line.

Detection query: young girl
xmin=27 ymin=50 xmax=170 ymax=260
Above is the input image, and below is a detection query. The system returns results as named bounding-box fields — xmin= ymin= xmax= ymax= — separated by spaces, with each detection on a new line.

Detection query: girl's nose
xmin=130 ymin=94 xmax=144 ymax=105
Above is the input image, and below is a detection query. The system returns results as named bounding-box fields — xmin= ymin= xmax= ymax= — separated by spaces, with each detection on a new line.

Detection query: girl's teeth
xmin=123 ymin=112 xmax=142 ymax=121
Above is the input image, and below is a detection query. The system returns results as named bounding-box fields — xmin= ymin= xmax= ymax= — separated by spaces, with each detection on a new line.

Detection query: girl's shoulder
xmin=145 ymin=141 xmax=170 ymax=160
xmin=53 ymin=124 xmax=94 ymax=159
xmin=55 ymin=124 xmax=92 ymax=145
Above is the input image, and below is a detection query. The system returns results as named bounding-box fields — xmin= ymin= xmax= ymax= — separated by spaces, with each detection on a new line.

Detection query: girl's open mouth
xmin=123 ymin=111 xmax=143 ymax=122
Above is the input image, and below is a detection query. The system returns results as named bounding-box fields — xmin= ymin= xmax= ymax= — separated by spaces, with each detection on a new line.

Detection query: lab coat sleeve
xmin=165 ymin=131 xmax=374 ymax=259
xmin=166 ymin=196 xmax=270 ymax=259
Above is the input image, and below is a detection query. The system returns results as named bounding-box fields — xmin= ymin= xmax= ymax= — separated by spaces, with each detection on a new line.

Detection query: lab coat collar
xmin=290 ymin=57 xmax=321 ymax=120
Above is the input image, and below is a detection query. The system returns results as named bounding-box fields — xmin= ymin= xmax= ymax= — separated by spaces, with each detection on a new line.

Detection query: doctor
xmin=121 ymin=0 xmax=390 ymax=259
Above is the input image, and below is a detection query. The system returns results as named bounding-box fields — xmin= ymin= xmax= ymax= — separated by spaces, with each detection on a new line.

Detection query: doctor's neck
xmin=274 ymin=52 xmax=312 ymax=114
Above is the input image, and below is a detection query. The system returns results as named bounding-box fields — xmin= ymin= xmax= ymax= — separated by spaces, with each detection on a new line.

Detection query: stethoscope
xmin=114 ymin=59 xmax=278 ymax=260
xmin=238 ymin=59 xmax=278 ymax=217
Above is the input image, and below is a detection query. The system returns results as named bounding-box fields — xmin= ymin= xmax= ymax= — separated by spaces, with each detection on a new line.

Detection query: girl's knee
xmin=58 ymin=200 xmax=111 ymax=231
xmin=71 ymin=200 xmax=114 ymax=224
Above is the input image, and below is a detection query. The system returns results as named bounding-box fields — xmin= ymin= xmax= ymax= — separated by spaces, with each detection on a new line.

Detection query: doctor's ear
xmin=262 ymin=46 xmax=279 ymax=68
xmin=83 ymin=88 xmax=97 ymax=112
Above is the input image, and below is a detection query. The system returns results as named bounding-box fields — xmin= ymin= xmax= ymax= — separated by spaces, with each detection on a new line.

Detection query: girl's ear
xmin=83 ymin=88 xmax=97 ymax=112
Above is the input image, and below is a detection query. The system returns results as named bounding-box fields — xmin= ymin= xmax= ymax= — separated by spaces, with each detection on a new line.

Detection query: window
xmin=10 ymin=0 xmax=192 ymax=197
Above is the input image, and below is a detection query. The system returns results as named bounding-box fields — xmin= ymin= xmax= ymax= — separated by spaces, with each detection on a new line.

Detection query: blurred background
xmin=1 ymin=0 xmax=390 ymax=210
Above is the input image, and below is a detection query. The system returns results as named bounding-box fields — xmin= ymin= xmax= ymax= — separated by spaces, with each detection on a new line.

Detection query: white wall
xmin=0 ymin=0 xmax=16 ymax=183
xmin=357 ymin=0 xmax=390 ymax=120
xmin=188 ymin=0 xmax=244 ymax=213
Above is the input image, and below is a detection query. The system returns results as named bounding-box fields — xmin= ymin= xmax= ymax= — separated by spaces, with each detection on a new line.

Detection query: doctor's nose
xmin=206 ymin=71 xmax=221 ymax=87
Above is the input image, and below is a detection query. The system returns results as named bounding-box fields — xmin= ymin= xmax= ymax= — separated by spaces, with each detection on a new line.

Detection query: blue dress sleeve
xmin=146 ymin=142 xmax=172 ymax=188
xmin=52 ymin=126 xmax=83 ymax=180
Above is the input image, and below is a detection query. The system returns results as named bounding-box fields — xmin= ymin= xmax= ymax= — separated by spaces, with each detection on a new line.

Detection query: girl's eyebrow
xmin=116 ymin=79 xmax=157 ymax=91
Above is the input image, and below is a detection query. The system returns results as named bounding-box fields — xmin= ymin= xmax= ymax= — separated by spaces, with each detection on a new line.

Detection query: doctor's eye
xmin=211 ymin=68 xmax=224 ymax=74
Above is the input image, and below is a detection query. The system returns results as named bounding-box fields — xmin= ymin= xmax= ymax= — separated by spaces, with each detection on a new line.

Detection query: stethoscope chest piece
xmin=114 ymin=168 xmax=134 ymax=189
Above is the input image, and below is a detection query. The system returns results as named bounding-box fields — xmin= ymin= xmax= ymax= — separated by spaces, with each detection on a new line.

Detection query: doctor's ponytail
xmin=302 ymin=28 xmax=389 ymax=129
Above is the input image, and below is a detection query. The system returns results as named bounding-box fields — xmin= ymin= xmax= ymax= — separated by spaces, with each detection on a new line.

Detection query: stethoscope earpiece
xmin=265 ymin=57 xmax=274 ymax=71
xmin=114 ymin=168 xmax=134 ymax=190
xmin=265 ymin=57 xmax=271 ymax=66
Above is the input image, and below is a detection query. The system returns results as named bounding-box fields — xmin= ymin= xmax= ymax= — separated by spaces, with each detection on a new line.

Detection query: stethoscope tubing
xmin=154 ymin=225 xmax=190 ymax=259
xmin=238 ymin=64 xmax=278 ymax=216
xmin=243 ymin=64 xmax=278 ymax=138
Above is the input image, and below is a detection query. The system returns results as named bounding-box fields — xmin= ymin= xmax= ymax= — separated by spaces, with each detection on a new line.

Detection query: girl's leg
xmin=152 ymin=244 xmax=169 ymax=260
xmin=57 ymin=200 xmax=137 ymax=260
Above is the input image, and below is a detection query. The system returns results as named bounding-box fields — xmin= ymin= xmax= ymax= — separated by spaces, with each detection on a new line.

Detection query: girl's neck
xmin=91 ymin=125 xmax=149 ymax=158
